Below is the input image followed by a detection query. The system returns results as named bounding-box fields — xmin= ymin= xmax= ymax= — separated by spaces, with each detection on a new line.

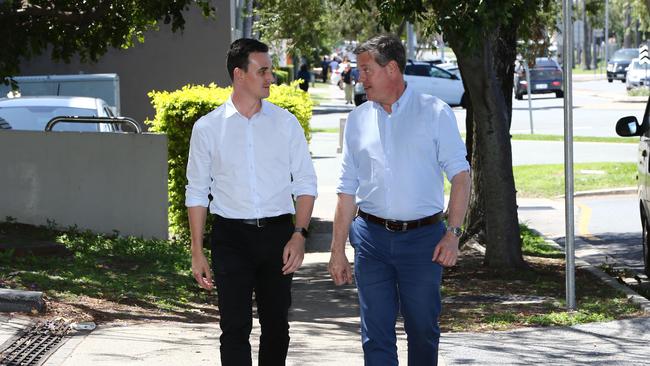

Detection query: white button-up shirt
xmin=337 ymin=85 xmax=469 ymax=221
xmin=185 ymin=97 xmax=317 ymax=219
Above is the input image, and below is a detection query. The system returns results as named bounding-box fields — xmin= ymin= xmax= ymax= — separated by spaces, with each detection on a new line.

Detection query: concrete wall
xmin=0 ymin=131 xmax=168 ymax=239
xmin=18 ymin=1 xmax=237 ymax=127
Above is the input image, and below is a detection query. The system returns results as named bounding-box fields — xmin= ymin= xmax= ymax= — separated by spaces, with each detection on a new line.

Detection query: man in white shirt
xmin=328 ymin=35 xmax=471 ymax=365
xmin=185 ymin=38 xmax=317 ymax=366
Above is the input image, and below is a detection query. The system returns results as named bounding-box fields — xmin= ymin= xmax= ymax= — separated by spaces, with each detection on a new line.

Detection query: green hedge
xmin=277 ymin=66 xmax=294 ymax=83
xmin=147 ymin=82 xmax=313 ymax=239
xmin=274 ymin=70 xmax=289 ymax=85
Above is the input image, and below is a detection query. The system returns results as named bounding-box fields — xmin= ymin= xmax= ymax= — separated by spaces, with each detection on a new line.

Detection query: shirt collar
xmin=224 ymin=96 xmax=271 ymax=119
xmin=373 ymin=83 xmax=412 ymax=115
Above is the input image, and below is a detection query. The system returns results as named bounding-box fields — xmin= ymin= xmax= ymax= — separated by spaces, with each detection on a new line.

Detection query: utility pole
xmin=563 ymin=0 xmax=577 ymax=312
xmin=605 ymin=0 xmax=609 ymax=64
xmin=406 ymin=22 xmax=416 ymax=60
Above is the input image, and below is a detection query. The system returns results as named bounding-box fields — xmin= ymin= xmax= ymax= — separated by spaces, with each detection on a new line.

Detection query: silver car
xmin=0 ymin=96 xmax=119 ymax=132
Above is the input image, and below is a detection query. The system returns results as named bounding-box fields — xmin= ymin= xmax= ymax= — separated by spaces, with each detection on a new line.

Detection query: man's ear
xmin=388 ymin=60 xmax=400 ymax=76
xmin=234 ymin=67 xmax=245 ymax=81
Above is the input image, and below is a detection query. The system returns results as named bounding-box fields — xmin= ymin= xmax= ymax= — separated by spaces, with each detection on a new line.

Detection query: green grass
xmin=572 ymin=61 xmax=606 ymax=75
xmin=310 ymin=127 xmax=339 ymax=133
xmin=314 ymin=129 xmax=636 ymax=144
xmin=510 ymin=134 xmax=636 ymax=144
xmin=628 ymin=87 xmax=650 ymax=97
xmin=513 ymin=162 xmax=636 ymax=197
xmin=443 ymin=162 xmax=636 ymax=197
xmin=485 ymin=299 xmax=637 ymax=327
xmin=520 ymin=224 xmax=563 ymax=258
xmin=0 ymin=222 xmax=208 ymax=312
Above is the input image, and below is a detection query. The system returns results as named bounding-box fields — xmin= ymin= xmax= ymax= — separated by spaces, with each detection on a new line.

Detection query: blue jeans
xmin=349 ymin=216 xmax=444 ymax=366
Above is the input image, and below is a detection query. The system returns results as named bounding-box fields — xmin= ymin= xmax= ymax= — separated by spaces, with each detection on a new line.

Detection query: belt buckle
xmin=385 ymin=220 xmax=407 ymax=232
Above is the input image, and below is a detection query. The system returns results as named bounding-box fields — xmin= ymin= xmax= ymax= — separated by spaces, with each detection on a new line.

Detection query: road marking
xmin=576 ymin=202 xmax=601 ymax=241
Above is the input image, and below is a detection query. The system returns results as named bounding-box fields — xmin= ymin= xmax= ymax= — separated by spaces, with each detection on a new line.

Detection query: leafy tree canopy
xmin=0 ymin=0 xmax=214 ymax=84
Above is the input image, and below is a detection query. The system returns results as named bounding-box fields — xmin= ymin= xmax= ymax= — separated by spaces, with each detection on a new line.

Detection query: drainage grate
xmin=0 ymin=319 xmax=70 ymax=366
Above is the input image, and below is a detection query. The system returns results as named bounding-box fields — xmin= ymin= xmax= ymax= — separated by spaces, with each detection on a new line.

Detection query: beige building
xmin=19 ymin=0 xmax=245 ymax=127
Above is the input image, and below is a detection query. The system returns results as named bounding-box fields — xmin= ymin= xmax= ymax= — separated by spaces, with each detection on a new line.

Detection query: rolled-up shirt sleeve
xmin=336 ymin=118 xmax=359 ymax=195
xmin=185 ymin=121 xmax=212 ymax=207
xmin=290 ymin=117 xmax=318 ymax=198
xmin=437 ymin=104 xmax=470 ymax=181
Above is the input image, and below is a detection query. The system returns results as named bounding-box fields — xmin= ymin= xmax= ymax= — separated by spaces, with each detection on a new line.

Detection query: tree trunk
xmin=448 ymin=27 xmax=525 ymax=269
xmin=582 ymin=2 xmax=591 ymax=70
xmin=624 ymin=3 xmax=633 ymax=48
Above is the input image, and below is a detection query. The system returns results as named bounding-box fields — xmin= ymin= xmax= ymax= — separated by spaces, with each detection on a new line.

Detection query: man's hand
xmin=192 ymin=250 xmax=214 ymax=291
xmin=328 ymin=250 xmax=353 ymax=285
xmin=432 ymin=233 xmax=460 ymax=267
xmin=282 ymin=233 xmax=305 ymax=275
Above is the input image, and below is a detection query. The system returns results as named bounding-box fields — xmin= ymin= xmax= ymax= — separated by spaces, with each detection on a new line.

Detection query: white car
xmin=0 ymin=96 xmax=119 ymax=132
xmin=614 ymin=95 xmax=650 ymax=275
xmin=354 ymin=61 xmax=466 ymax=107
xmin=625 ymin=58 xmax=650 ymax=90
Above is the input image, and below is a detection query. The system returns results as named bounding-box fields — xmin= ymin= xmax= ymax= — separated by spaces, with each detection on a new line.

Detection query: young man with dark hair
xmin=186 ymin=38 xmax=317 ymax=366
xmin=328 ymin=34 xmax=471 ymax=365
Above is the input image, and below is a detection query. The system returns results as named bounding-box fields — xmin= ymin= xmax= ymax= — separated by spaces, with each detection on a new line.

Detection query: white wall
xmin=0 ymin=131 xmax=168 ymax=239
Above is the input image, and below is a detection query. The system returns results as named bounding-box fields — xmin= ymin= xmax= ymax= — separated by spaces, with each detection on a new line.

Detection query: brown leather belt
xmin=358 ymin=209 xmax=443 ymax=232
xmin=215 ymin=214 xmax=292 ymax=228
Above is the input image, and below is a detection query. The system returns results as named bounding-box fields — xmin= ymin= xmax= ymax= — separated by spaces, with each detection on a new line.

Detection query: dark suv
xmin=607 ymin=48 xmax=639 ymax=83
xmin=514 ymin=57 xmax=563 ymax=100
xmin=615 ymin=95 xmax=650 ymax=275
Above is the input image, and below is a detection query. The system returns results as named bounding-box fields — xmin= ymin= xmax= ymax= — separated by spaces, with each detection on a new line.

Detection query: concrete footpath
xmin=2 ymin=89 xmax=650 ymax=365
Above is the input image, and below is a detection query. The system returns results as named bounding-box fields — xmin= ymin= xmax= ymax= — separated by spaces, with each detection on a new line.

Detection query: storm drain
xmin=0 ymin=319 xmax=70 ymax=366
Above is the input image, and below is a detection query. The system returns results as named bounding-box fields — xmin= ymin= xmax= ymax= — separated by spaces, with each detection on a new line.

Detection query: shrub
xmin=274 ymin=70 xmax=289 ymax=85
xmin=147 ymin=82 xmax=312 ymax=239
xmin=277 ymin=66 xmax=294 ymax=83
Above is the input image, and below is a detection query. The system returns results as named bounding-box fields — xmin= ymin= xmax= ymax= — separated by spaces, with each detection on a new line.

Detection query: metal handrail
xmin=45 ymin=116 xmax=141 ymax=133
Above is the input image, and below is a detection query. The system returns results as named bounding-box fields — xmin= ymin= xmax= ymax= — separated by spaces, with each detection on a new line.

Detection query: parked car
xmin=625 ymin=58 xmax=650 ymax=90
xmin=514 ymin=57 xmax=563 ymax=100
xmin=614 ymin=95 xmax=650 ymax=275
xmin=0 ymin=96 xmax=119 ymax=132
xmin=354 ymin=61 xmax=466 ymax=107
xmin=607 ymin=48 xmax=640 ymax=83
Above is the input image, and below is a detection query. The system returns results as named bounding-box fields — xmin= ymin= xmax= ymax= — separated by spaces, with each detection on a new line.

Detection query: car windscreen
xmin=0 ymin=106 xmax=99 ymax=131
xmin=611 ymin=49 xmax=639 ymax=61
xmin=534 ymin=59 xmax=558 ymax=68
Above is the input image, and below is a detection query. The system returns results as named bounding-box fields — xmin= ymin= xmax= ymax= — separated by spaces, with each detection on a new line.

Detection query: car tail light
xmin=552 ymin=81 xmax=561 ymax=86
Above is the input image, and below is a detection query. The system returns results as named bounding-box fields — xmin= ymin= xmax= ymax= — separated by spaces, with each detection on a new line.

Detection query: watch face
xmin=448 ymin=227 xmax=462 ymax=237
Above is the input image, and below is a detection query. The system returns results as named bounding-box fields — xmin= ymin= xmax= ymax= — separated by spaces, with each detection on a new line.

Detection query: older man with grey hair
xmin=328 ymin=34 xmax=471 ymax=366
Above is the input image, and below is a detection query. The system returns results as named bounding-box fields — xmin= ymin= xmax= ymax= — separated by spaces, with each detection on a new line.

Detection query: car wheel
xmin=515 ymin=92 xmax=523 ymax=100
xmin=621 ymin=79 xmax=626 ymax=83
xmin=607 ymin=78 xmax=613 ymax=83
xmin=555 ymin=91 xmax=564 ymax=98
xmin=641 ymin=212 xmax=650 ymax=276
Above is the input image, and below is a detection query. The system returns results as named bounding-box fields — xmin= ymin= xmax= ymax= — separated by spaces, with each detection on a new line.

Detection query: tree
xmin=0 ymin=0 xmax=214 ymax=85
xmin=254 ymin=0 xmax=334 ymax=65
xmin=351 ymin=0 xmax=558 ymax=269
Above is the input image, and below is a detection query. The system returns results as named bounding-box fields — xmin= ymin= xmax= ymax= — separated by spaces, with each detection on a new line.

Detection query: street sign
xmin=640 ymin=45 xmax=650 ymax=65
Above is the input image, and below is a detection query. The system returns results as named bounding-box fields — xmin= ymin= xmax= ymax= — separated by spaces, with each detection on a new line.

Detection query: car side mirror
xmin=450 ymin=74 xmax=459 ymax=80
xmin=615 ymin=116 xmax=644 ymax=137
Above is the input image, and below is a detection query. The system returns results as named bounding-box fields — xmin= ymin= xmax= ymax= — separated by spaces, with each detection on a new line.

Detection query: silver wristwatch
xmin=446 ymin=226 xmax=463 ymax=238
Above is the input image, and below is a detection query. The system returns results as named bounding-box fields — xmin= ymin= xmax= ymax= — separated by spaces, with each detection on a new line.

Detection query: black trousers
xmin=211 ymin=215 xmax=294 ymax=366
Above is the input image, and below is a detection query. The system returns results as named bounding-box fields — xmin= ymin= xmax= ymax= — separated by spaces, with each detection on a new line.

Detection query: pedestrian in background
xmin=328 ymin=34 xmax=471 ymax=366
xmin=297 ymin=63 xmax=311 ymax=92
xmin=321 ymin=56 xmax=330 ymax=83
xmin=341 ymin=63 xmax=354 ymax=104
xmin=186 ymin=38 xmax=317 ymax=366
